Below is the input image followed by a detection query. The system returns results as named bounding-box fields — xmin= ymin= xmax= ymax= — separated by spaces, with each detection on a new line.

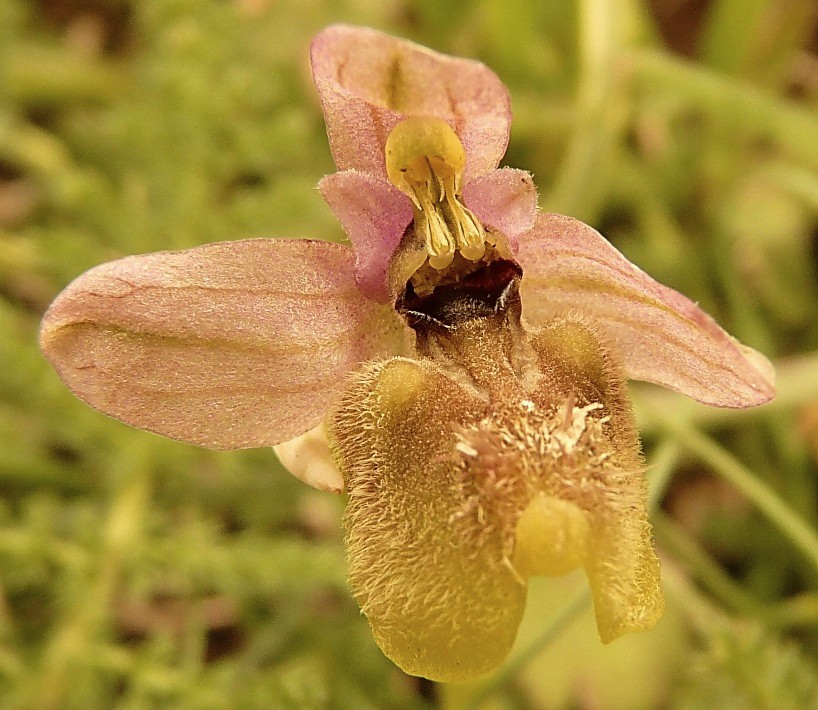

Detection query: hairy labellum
xmin=329 ymin=235 xmax=662 ymax=681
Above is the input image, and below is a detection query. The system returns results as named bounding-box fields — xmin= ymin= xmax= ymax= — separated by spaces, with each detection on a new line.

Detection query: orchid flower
xmin=39 ymin=25 xmax=775 ymax=682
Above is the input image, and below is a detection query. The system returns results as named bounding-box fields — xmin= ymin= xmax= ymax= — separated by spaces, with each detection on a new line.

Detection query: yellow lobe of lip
xmin=385 ymin=117 xmax=486 ymax=270
xmin=512 ymin=494 xmax=591 ymax=577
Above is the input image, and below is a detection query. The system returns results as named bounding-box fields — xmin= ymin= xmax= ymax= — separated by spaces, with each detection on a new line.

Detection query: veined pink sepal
xmin=517 ymin=214 xmax=776 ymax=407
xmin=39 ymin=239 xmax=409 ymax=450
xmin=311 ymin=25 xmax=511 ymax=181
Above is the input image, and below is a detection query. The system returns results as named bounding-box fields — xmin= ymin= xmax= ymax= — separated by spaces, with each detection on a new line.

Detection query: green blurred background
xmin=2 ymin=0 xmax=818 ymax=707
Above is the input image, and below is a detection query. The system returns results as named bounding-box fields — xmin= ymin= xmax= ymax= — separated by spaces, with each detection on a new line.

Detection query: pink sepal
xmin=40 ymin=239 xmax=409 ymax=450
xmin=311 ymin=25 xmax=511 ymax=181
xmin=517 ymin=214 xmax=775 ymax=407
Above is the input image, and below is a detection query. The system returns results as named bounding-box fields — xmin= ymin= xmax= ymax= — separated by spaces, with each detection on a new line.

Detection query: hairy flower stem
xmin=547 ymin=0 xmax=625 ymax=219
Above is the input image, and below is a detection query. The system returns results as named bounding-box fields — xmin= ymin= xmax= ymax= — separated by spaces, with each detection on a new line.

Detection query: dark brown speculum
xmin=397 ymin=250 xmax=523 ymax=332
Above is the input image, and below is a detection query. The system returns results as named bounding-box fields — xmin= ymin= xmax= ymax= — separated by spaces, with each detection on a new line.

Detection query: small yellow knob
xmin=385 ymin=116 xmax=466 ymax=196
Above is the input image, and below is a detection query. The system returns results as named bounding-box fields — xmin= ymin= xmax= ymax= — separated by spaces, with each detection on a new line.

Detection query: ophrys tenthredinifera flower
xmin=40 ymin=25 xmax=775 ymax=682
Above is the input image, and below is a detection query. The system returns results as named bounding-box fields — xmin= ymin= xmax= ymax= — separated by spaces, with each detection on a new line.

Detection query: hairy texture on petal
xmin=526 ymin=318 xmax=663 ymax=642
xmin=462 ymin=168 xmax=538 ymax=245
xmin=273 ymin=423 xmax=343 ymax=493
xmin=330 ymin=306 xmax=663 ymax=680
xmin=331 ymin=358 xmax=527 ymax=682
xmin=517 ymin=214 xmax=776 ymax=408
xmin=318 ymin=171 xmax=413 ymax=301
xmin=444 ymin=312 xmax=663 ymax=644
xmin=311 ymin=25 xmax=511 ymax=181
xmin=40 ymin=239 xmax=409 ymax=450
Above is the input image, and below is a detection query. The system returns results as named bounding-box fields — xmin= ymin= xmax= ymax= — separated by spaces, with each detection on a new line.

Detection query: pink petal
xmin=318 ymin=170 xmax=413 ymax=301
xmin=40 ymin=239 xmax=410 ymax=450
xmin=462 ymin=168 xmax=539 ymax=248
xmin=311 ymin=25 xmax=511 ymax=181
xmin=517 ymin=214 xmax=775 ymax=407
